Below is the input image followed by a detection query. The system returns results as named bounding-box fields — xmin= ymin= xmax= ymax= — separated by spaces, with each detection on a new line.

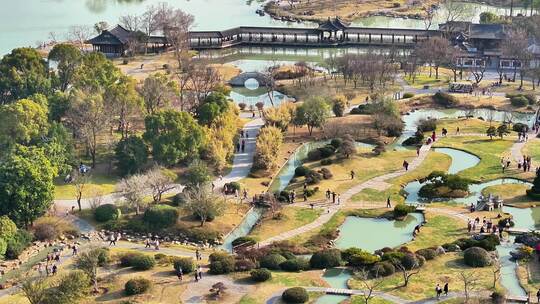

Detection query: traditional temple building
xmin=86 ymin=25 xmax=169 ymax=56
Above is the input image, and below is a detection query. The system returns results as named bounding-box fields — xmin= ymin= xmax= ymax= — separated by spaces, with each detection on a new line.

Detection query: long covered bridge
xmin=189 ymin=18 xmax=441 ymax=49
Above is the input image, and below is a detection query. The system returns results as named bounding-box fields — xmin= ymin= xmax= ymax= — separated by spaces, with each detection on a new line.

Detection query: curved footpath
xmin=259 ymin=143 xmax=433 ymax=246
xmin=54 ymin=118 xmax=264 ymax=211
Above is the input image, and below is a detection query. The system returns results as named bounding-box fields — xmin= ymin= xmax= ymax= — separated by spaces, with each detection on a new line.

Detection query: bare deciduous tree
xmin=146 ymin=167 xmax=176 ymax=203
xmin=394 ymin=260 xmax=420 ymax=287
xmin=73 ymin=171 xmax=89 ymax=211
xmin=190 ymin=63 xmax=221 ymax=106
xmin=185 ymin=184 xmax=225 ymax=227
xmin=117 ymin=174 xmax=148 ymax=215
xmin=355 ymin=268 xmax=386 ymax=304
xmin=67 ymin=25 xmax=93 ymax=50
xmin=459 ymin=271 xmax=480 ymax=303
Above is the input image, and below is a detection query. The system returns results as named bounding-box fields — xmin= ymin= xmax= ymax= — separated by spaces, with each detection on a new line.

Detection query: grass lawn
xmin=406 ymin=212 xmax=465 ymax=251
xmin=433 ymin=136 xmax=534 ymax=182
xmin=350 ymin=296 xmax=395 ymax=303
xmin=287 ymin=148 xmax=418 ymax=202
xmin=249 ymin=206 xmax=322 ymax=241
xmin=436 ymin=118 xmax=492 ymax=135
xmin=523 ymin=138 xmax=540 ymax=164
xmin=351 ymin=150 xmax=452 ymax=204
xmin=348 ymin=252 xmax=497 ymax=301
xmin=482 ymin=183 xmax=536 ymax=207
xmin=54 ymin=173 xmax=118 ymax=200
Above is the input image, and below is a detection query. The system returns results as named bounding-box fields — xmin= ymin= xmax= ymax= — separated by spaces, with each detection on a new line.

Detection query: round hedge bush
xmin=250 ymin=268 xmax=272 ymax=282
xmin=260 ymin=253 xmax=287 ymax=270
xmin=235 ymin=259 xmax=256 ymax=271
xmin=294 ymin=166 xmax=309 ymax=177
xmin=400 ymin=253 xmax=419 ymax=270
xmin=173 ymin=257 xmax=194 ymax=274
xmin=371 ymin=261 xmax=395 ymax=277
xmin=143 ymin=205 xmax=179 ymax=229
xmin=330 ymin=138 xmax=342 ymax=149
xmin=131 ymin=255 xmax=156 ymax=270
xmin=279 ymin=258 xmax=310 ymax=272
xmin=94 ymin=204 xmax=121 ymax=222
xmin=415 ymin=248 xmax=438 ymax=260
xmin=511 ymin=96 xmax=528 ymax=107
xmin=125 ymin=277 xmax=152 ymax=295
xmin=119 ymin=252 xmax=142 ymax=267
xmin=310 ymin=249 xmax=342 ymax=269
xmin=282 ymin=287 xmax=309 ymax=303
xmin=463 ymin=247 xmax=492 ymax=267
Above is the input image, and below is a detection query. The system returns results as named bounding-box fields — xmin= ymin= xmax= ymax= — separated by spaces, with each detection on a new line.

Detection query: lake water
xmin=0 ymin=1 xmax=527 ymax=55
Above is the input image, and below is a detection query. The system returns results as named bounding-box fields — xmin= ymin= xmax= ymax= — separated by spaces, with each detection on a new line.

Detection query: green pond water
xmin=335 ymin=213 xmax=424 ymax=253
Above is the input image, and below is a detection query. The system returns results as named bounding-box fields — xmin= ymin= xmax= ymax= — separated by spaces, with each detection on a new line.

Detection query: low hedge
xmin=125 ymin=277 xmax=152 ymax=295
xmin=209 ymin=252 xmax=235 ymax=274
xmin=231 ymin=236 xmax=257 ymax=248
xmin=131 ymin=255 xmax=156 ymax=270
xmin=371 ymin=261 xmax=395 ymax=277
xmin=173 ymin=257 xmax=194 ymax=273
xmin=433 ymin=92 xmax=459 ymax=107
xmin=279 ymin=258 xmax=310 ymax=272
xmin=310 ymin=249 xmax=342 ymax=269
xmin=282 ymin=287 xmax=309 ymax=303
xmin=250 ymin=268 xmax=272 ymax=282
xmin=415 ymin=248 xmax=438 ymax=260
xmin=143 ymin=205 xmax=179 ymax=229
xmin=294 ymin=166 xmax=309 ymax=177
xmin=393 ymin=204 xmax=415 ymax=218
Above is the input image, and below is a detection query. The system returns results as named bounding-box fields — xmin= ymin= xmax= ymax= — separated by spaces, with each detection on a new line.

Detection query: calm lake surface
xmin=0 ymin=0 xmax=526 ymax=55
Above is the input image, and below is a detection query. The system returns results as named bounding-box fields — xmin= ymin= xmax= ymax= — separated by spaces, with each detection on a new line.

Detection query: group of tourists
xmin=517 ymin=131 xmax=529 ymax=142
xmin=35 ymin=243 xmax=78 ymax=278
xmin=235 ymin=130 xmax=250 ymax=153
xmin=518 ymin=155 xmax=533 ymax=172
xmin=107 ymin=232 xmax=122 ymax=246
xmin=467 ymin=216 xmax=503 ymax=237
xmin=325 ymin=189 xmax=341 ymax=204
xmin=145 ymin=238 xmax=161 ymax=250
xmin=176 ymin=264 xmax=204 ymax=283
xmin=435 ymin=282 xmax=450 ymax=299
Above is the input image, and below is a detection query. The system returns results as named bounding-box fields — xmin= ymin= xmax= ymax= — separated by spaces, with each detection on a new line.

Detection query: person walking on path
xmin=387 ymin=197 xmax=391 ymax=208
xmin=536 ymin=289 xmax=540 ymax=303
xmin=443 ymin=282 xmax=449 ymax=296
xmin=403 ymin=160 xmax=409 ymax=171
xmin=326 ymin=189 xmax=331 ymax=200
xmin=435 ymin=284 xmax=442 ymax=300
xmin=332 ymin=192 xmax=336 ymax=204
xmin=241 ymin=139 xmax=245 ymax=153
xmin=350 ymin=170 xmax=355 ymax=180
xmin=154 ymin=239 xmax=160 ymax=251
xmin=72 ymin=245 xmax=78 ymax=256
xmin=337 ymin=194 xmax=341 ymax=205
xmin=416 ymin=146 xmax=420 ymax=156
xmin=145 ymin=238 xmax=151 ymax=248
xmin=177 ymin=268 xmax=183 ymax=282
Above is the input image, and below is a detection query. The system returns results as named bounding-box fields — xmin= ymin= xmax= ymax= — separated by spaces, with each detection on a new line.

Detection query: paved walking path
xmin=259 ymin=143 xmax=433 ymax=246
xmin=54 ymin=118 xmax=264 ymax=211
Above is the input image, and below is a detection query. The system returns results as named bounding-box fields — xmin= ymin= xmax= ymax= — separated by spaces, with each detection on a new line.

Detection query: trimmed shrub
xmin=305 ymin=170 xmax=322 ymax=185
xmin=415 ymin=248 xmax=437 ymax=260
xmin=225 ymin=182 xmax=241 ymax=192
xmin=400 ymin=253 xmax=419 ymax=270
xmin=348 ymin=251 xmax=381 ymax=267
xmin=382 ymin=251 xmax=406 ymax=263
xmin=232 ymin=236 xmax=256 ymax=248
xmin=279 ymin=258 xmax=310 ymax=272
xmin=393 ymin=204 xmax=415 ymax=218
xmin=320 ymin=168 xmax=333 ymax=180
xmin=511 ymin=96 xmax=528 ymax=107
xmin=143 ymin=205 xmax=179 ymax=229
xmin=307 ymin=149 xmax=322 ymax=161
xmin=119 ymin=252 xmax=141 ymax=267
xmin=235 ymin=259 xmax=256 ymax=271
xmin=95 ymin=248 xmax=111 ymax=267
xmin=282 ymin=287 xmax=309 ymax=303
xmin=330 ymin=138 xmax=343 ymax=149
xmin=131 ymin=255 xmax=156 ymax=270
xmin=463 ymin=247 xmax=492 ymax=267
xmin=402 ymin=93 xmax=415 ymax=99
xmin=260 ymin=253 xmax=287 ymax=270
xmin=94 ymin=204 xmax=121 ymax=223
xmin=125 ymin=277 xmax=152 ymax=295
xmin=294 ymin=166 xmax=309 ymax=177
xmin=173 ymin=257 xmax=195 ymax=273
xmin=251 ymin=268 xmax=272 ymax=282
xmin=433 ymin=92 xmax=458 ymax=107
xmin=209 ymin=252 xmax=235 ymax=274
xmin=319 ymin=145 xmax=336 ymax=158
xmin=417 ymin=118 xmax=437 ymax=132
xmin=310 ymin=249 xmax=342 ymax=269
xmin=371 ymin=261 xmax=395 ymax=277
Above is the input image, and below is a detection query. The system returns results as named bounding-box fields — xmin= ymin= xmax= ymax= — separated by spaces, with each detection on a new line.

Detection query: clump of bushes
xmin=320 ymin=168 xmax=333 ymax=179
xmin=282 ymin=287 xmax=309 ymax=303
xmin=321 ymin=159 xmax=333 ymax=166
xmin=143 ymin=205 xmax=179 ymax=229
xmin=172 ymin=192 xmax=187 ymax=206
xmin=310 ymin=249 xmax=342 ymax=269
xmin=371 ymin=261 xmax=395 ymax=277
xmin=250 ymin=268 xmax=272 ymax=282
xmin=393 ymin=204 xmax=416 ymax=218
xmin=209 ymin=252 xmax=235 ymax=274
xmin=342 ymin=248 xmax=380 ymax=267
xmin=330 ymin=138 xmax=342 ymax=149
xmin=418 ymin=171 xmax=471 ymax=199
xmin=33 ymin=216 xmax=78 ymax=241
xmin=446 ymin=234 xmax=500 ymax=251
xmin=235 ymin=259 xmax=256 ymax=271
xmin=280 ymin=258 xmax=310 ymax=272
xmin=463 ymin=247 xmax=492 ymax=267
xmin=118 ymin=252 xmax=155 ymax=270
xmin=417 ymin=118 xmax=437 ymax=132
xmin=513 ymin=123 xmax=529 ymax=133
xmin=506 ymin=93 xmax=537 ymax=106
xmin=94 ymin=204 xmax=121 ymax=223
xmin=125 ymin=277 xmax=152 ymax=295
xmin=415 ymin=248 xmax=438 ymax=260
xmin=305 ymin=170 xmax=323 ymax=185
xmin=307 ymin=145 xmax=336 ymax=161
xmin=173 ymin=257 xmax=195 ymax=273
xmin=402 ymin=129 xmax=424 ymax=146
xmin=294 ymin=166 xmax=309 ymax=177
xmin=5 ymin=230 xmax=33 ymax=259
xmin=260 ymin=253 xmax=287 ymax=270
xmin=433 ymin=92 xmax=459 ymax=107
